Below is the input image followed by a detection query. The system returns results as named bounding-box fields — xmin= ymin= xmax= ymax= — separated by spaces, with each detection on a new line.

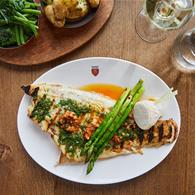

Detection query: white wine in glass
xmin=135 ymin=0 xmax=194 ymax=43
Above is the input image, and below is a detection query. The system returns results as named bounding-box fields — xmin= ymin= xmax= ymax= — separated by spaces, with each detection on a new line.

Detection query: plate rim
xmin=17 ymin=57 xmax=181 ymax=185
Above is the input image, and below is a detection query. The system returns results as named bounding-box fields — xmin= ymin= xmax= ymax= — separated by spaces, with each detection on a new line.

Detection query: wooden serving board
xmin=0 ymin=0 xmax=114 ymax=66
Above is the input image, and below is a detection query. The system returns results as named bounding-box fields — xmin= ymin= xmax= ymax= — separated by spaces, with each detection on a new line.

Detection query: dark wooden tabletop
xmin=0 ymin=0 xmax=195 ymax=194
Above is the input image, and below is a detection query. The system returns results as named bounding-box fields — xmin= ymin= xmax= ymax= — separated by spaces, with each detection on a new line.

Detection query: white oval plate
xmin=17 ymin=57 xmax=181 ymax=185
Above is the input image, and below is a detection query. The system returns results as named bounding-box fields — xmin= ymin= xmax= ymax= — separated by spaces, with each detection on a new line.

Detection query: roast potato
xmin=53 ymin=0 xmax=68 ymax=20
xmin=44 ymin=0 xmax=67 ymax=28
xmin=64 ymin=0 xmax=89 ymax=22
xmin=44 ymin=0 xmax=100 ymax=27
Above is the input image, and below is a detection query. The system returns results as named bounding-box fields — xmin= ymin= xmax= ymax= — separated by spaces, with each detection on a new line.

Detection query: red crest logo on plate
xmin=91 ymin=66 xmax=99 ymax=76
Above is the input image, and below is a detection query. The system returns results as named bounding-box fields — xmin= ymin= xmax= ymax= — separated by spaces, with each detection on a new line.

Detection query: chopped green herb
xmin=59 ymin=130 xmax=86 ymax=156
xmin=105 ymin=142 xmax=113 ymax=150
xmin=116 ymin=128 xmax=135 ymax=142
xmin=58 ymin=99 xmax=91 ymax=116
xmin=31 ymin=95 xmax=52 ymax=122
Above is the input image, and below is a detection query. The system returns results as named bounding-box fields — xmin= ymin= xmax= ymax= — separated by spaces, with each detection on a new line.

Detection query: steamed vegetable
xmin=0 ymin=0 xmax=41 ymax=47
xmin=84 ymin=87 xmax=131 ymax=160
xmin=85 ymin=80 xmax=144 ymax=174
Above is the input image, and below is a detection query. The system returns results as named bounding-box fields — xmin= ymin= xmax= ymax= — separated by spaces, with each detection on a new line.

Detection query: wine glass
xmin=135 ymin=0 xmax=195 ymax=43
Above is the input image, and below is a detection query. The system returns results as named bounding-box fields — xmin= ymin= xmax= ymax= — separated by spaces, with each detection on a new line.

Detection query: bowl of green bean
xmin=0 ymin=0 xmax=41 ymax=49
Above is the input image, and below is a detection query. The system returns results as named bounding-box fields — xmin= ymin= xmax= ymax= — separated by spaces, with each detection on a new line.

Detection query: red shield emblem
xmin=91 ymin=66 xmax=99 ymax=76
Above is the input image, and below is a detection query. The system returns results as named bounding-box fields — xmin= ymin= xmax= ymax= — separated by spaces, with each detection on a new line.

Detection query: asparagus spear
xmin=22 ymin=9 xmax=41 ymax=15
xmin=86 ymin=80 xmax=144 ymax=161
xmin=84 ymin=87 xmax=131 ymax=153
xmin=25 ymin=2 xmax=41 ymax=9
xmin=14 ymin=25 xmax=21 ymax=45
xmin=87 ymin=86 xmax=144 ymax=174
xmin=14 ymin=16 xmax=38 ymax=35
xmin=19 ymin=26 xmax=25 ymax=45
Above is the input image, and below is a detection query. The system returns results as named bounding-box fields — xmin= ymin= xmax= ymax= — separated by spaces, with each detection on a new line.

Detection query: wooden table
xmin=0 ymin=0 xmax=195 ymax=194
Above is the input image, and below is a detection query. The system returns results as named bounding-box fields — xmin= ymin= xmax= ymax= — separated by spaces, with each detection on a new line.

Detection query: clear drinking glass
xmin=171 ymin=28 xmax=195 ymax=72
xmin=135 ymin=0 xmax=194 ymax=43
